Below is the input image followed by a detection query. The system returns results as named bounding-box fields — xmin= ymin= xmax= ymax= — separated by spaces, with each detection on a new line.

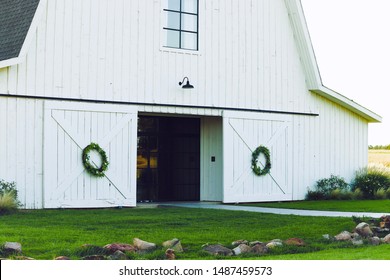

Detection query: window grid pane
xmin=167 ymin=0 xmax=180 ymax=11
xmin=164 ymin=0 xmax=198 ymax=50
xmin=182 ymin=0 xmax=198 ymax=14
xmin=166 ymin=11 xmax=180 ymax=30
xmin=181 ymin=14 xmax=197 ymax=32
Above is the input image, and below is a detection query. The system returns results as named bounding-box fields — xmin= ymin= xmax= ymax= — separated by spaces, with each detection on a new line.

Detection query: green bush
xmin=306 ymin=175 xmax=349 ymax=200
xmin=374 ymin=188 xmax=387 ymax=200
xmin=351 ymin=188 xmax=364 ymax=200
xmin=0 ymin=180 xmax=21 ymax=214
xmin=305 ymin=190 xmax=327 ymax=200
xmin=329 ymin=188 xmax=352 ymax=200
xmin=351 ymin=165 xmax=390 ymax=199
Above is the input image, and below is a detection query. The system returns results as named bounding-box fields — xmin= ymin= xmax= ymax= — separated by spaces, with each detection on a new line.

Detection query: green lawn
xmin=241 ymin=200 xmax=390 ymax=213
xmin=0 ymin=207 xmax=389 ymax=260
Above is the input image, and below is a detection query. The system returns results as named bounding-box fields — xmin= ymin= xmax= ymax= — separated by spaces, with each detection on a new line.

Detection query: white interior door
xmin=44 ymin=101 xmax=137 ymax=208
xmin=223 ymin=111 xmax=293 ymax=203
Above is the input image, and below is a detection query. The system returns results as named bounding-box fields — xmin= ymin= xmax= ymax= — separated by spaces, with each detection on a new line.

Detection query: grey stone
xmin=232 ymin=240 xmax=249 ymax=247
xmin=202 ymin=244 xmax=233 ymax=256
xmin=4 ymin=242 xmax=22 ymax=254
xmin=351 ymin=236 xmax=364 ymax=246
xmin=322 ymin=234 xmax=331 ymax=240
xmin=55 ymin=256 xmax=71 ymax=260
xmin=382 ymin=233 xmax=390 ymax=244
xmin=133 ymin=238 xmax=156 ymax=251
xmin=351 ymin=232 xmax=360 ymax=238
xmin=250 ymin=244 xmax=269 ymax=255
xmin=249 ymin=241 xmax=264 ymax=246
xmin=368 ymin=236 xmax=381 ymax=246
xmin=334 ymin=231 xmax=352 ymax=241
xmin=232 ymin=244 xmax=251 ymax=255
xmin=14 ymin=256 xmax=34 ymax=260
xmin=162 ymin=238 xmax=183 ymax=253
xmin=108 ymin=250 xmax=128 ymax=260
xmin=266 ymin=239 xmax=283 ymax=248
xmin=355 ymin=222 xmax=373 ymax=237
xmin=104 ymin=243 xmax=136 ymax=254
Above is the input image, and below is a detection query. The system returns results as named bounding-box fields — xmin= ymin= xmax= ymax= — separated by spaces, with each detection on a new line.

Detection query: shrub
xmin=351 ymin=188 xmax=364 ymax=200
xmin=305 ymin=190 xmax=327 ymax=201
xmin=0 ymin=180 xmax=21 ymax=214
xmin=306 ymin=175 xmax=350 ymax=200
xmin=329 ymin=188 xmax=353 ymax=200
xmin=351 ymin=164 xmax=390 ymax=199
xmin=374 ymin=188 xmax=387 ymax=200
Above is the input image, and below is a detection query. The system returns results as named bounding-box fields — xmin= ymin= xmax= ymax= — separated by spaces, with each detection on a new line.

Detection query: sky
xmin=300 ymin=0 xmax=390 ymax=145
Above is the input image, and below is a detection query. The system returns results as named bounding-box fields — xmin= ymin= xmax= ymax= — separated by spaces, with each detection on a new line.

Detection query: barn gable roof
xmin=0 ymin=0 xmax=41 ymax=67
xmin=0 ymin=0 xmax=382 ymax=123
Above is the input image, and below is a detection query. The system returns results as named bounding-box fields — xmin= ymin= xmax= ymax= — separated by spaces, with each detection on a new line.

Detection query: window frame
xmin=162 ymin=0 xmax=199 ymax=51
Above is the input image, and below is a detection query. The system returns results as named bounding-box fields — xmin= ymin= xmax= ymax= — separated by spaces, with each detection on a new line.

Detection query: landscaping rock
xmin=232 ymin=244 xmax=251 ymax=256
xmin=104 ymin=243 xmax=136 ymax=254
xmin=162 ymin=238 xmax=183 ymax=253
xmin=82 ymin=255 xmax=106 ymax=260
xmin=382 ymin=234 xmax=390 ymax=244
xmin=232 ymin=240 xmax=249 ymax=247
xmin=250 ymin=244 xmax=269 ymax=255
xmin=351 ymin=236 xmax=364 ymax=246
xmin=380 ymin=215 xmax=390 ymax=228
xmin=55 ymin=256 xmax=71 ymax=260
xmin=108 ymin=250 xmax=128 ymax=260
xmin=4 ymin=242 xmax=22 ymax=254
xmin=202 ymin=244 xmax=233 ymax=256
xmin=284 ymin=238 xmax=306 ymax=246
xmin=334 ymin=231 xmax=352 ymax=241
xmin=322 ymin=234 xmax=331 ymax=240
xmin=165 ymin=249 xmax=176 ymax=260
xmin=266 ymin=239 xmax=283 ymax=248
xmin=249 ymin=241 xmax=264 ymax=246
xmin=368 ymin=237 xmax=381 ymax=246
xmin=355 ymin=222 xmax=373 ymax=237
xmin=372 ymin=226 xmax=390 ymax=237
xmin=133 ymin=238 xmax=156 ymax=251
xmin=14 ymin=256 xmax=34 ymax=260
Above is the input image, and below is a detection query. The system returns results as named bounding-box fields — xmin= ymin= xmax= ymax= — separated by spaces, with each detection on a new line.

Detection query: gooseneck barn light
xmin=179 ymin=77 xmax=194 ymax=89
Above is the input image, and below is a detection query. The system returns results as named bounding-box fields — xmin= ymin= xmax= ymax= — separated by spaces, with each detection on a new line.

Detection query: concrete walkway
xmin=153 ymin=202 xmax=389 ymax=218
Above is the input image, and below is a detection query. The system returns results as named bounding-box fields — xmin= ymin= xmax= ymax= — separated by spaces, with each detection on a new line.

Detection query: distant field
xmin=368 ymin=149 xmax=390 ymax=167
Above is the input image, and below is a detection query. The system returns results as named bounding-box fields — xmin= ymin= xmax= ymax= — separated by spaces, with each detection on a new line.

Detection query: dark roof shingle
xmin=0 ymin=0 xmax=40 ymax=61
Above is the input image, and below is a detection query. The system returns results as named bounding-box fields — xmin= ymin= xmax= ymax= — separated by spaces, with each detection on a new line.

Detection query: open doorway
xmin=137 ymin=116 xmax=200 ymax=202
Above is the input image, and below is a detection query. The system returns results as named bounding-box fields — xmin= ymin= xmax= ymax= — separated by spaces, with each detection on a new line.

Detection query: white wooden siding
xmin=0 ymin=97 xmax=44 ymax=209
xmin=0 ymin=0 xmax=316 ymax=114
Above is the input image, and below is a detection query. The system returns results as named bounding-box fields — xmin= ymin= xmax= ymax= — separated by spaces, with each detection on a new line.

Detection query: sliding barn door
xmin=223 ymin=111 xmax=293 ymax=203
xmin=44 ymin=101 xmax=137 ymax=208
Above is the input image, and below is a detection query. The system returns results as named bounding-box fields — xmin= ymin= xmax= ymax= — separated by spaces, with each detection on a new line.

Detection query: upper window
xmin=163 ymin=0 xmax=199 ymax=51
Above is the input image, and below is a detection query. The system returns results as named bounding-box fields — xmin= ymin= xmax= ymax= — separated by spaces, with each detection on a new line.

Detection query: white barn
xmin=0 ymin=0 xmax=381 ymax=209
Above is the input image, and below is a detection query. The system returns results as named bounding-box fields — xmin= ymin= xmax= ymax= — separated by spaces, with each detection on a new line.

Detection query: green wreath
xmin=82 ymin=143 xmax=109 ymax=177
xmin=251 ymin=145 xmax=271 ymax=176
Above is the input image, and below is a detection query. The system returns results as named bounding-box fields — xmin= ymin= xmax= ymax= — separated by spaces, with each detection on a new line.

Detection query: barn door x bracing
xmin=44 ymin=101 xmax=137 ymax=208
xmin=223 ymin=111 xmax=293 ymax=203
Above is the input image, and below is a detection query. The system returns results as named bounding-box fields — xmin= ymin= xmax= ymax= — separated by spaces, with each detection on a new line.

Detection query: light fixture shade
xmin=179 ymin=77 xmax=194 ymax=89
